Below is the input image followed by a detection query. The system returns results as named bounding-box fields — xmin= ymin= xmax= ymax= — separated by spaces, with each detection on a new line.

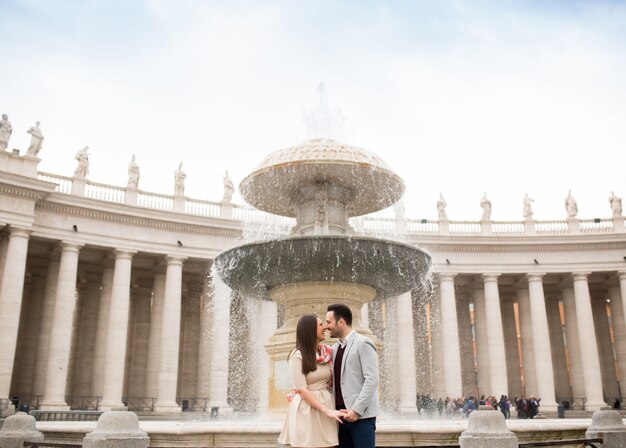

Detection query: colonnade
xmin=0 ymin=228 xmax=232 ymax=414
xmin=396 ymin=271 xmax=626 ymax=412
xmin=1 ymin=224 xmax=625 ymax=415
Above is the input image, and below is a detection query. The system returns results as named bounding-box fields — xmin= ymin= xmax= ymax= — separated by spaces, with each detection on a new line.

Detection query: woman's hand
xmin=325 ymin=408 xmax=347 ymax=423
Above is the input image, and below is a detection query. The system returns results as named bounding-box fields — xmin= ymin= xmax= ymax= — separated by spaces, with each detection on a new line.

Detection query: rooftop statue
xmin=74 ymin=146 xmax=90 ymax=178
xmin=0 ymin=114 xmax=12 ymax=151
xmin=480 ymin=193 xmax=492 ymax=221
xmin=222 ymin=170 xmax=234 ymax=203
xmin=437 ymin=193 xmax=447 ymax=220
xmin=26 ymin=121 xmax=44 ymax=157
xmin=523 ymin=193 xmax=534 ymax=220
xmin=565 ymin=190 xmax=578 ymax=218
xmin=609 ymin=191 xmax=622 ymax=217
xmin=174 ymin=162 xmax=186 ymax=196
xmin=127 ymin=154 xmax=140 ymax=189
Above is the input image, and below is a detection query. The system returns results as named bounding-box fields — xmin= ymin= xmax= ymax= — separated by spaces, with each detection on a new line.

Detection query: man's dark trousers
xmin=338 ymin=417 xmax=376 ymax=448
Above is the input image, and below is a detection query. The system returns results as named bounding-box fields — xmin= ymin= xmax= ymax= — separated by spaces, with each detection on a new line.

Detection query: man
xmin=325 ymin=303 xmax=379 ymax=448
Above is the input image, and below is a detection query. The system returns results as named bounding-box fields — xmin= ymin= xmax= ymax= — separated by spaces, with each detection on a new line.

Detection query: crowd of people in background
xmin=416 ymin=394 xmax=541 ymax=419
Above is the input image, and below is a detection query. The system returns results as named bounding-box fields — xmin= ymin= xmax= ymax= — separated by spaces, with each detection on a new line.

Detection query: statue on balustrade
xmin=0 ymin=114 xmax=12 ymax=151
xmin=565 ymin=190 xmax=578 ymax=218
xmin=523 ymin=193 xmax=534 ymax=220
xmin=74 ymin=146 xmax=90 ymax=178
xmin=437 ymin=193 xmax=448 ymax=220
xmin=174 ymin=162 xmax=186 ymax=196
xmin=480 ymin=193 xmax=492 ymax=221
xmin=222 ymin=170 xmax=234 ymax=203
xmin=127 ymin=154 xmax=140 ymax=189
xmin=609 ymin=191 xmax=622 ymax=217
xmin=26 ymin=121 xmax=44 ymax=157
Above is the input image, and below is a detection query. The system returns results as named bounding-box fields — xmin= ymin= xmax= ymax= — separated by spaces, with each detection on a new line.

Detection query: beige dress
xmin=277 ymin=350 xmax=338 ymax=447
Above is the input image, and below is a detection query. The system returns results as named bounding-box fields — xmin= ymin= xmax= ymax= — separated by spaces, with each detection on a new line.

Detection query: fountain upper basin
xmin=214 ymin=235 xmax=432 ymax=300
xmin=239 ymin=138 xmax=405 ymax=217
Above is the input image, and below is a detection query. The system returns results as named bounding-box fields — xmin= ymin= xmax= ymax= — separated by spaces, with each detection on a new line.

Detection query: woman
xmin=278 ymin=314 xmax=346 ymax=447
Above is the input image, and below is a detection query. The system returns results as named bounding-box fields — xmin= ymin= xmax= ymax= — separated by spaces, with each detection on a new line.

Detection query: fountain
xmin=215 ymin=137 xmax=432 ymax=411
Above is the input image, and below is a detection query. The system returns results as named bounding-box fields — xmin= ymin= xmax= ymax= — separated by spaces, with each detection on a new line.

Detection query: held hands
xmin=341 ymin=409 xmax=360 ymax=423
xmin=325 ymin=408 xmax=348 ymax=423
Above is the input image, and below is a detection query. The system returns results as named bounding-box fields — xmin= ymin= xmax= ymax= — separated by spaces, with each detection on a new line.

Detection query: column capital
xmin=8 ymin=226 xmax=31 ymax=239
xmin=617 ymin=271 xmax=626 ymax=281
xmin=482 ymin=273 xmax=501 ymax=282
xmin=526 ymin=273 xmax=546 ymax=282
xmin=114 ymin=249 xmax=136 ymax=260
xmin=59 ymin=241 xmax=84 ymax=253
xmin=437 ymin=272 xmax=457 ymax=281
xmin=572 ymin=272 xmax=591 ymax=281
xmin=166 ymin=255 xmax=187 ymax=266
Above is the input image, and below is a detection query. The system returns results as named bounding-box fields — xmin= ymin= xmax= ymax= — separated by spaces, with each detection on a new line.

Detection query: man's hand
xmin=342 ymin=409 xmax=360 ymax=422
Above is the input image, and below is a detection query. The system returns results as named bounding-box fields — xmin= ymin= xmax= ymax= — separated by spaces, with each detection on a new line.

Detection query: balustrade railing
xmin=12 ymin=395 xmax=42 ymax=411
xmin=85 ymin=181 xmax=125 ymax=203
xmin=580 ymin=218 xmax=613 ymax=233
xmin=37 ymin=172 xmax=72 ymax=193
xmin=185 ymin=199 xmax=221 ymax=217
xmin=123 ymin=396 xmax=155 ymax=412
xmin=34 ymin=171 xmax=625 ymax=237
xmin=449 ymin=221 xmax=482 ymax=235
xmin=137 ymin=192 xmax=174 ymax=211
xmin=492 ymin=221 xmax=525 ymax=235
xmin=556 ymin=397 xmax=587 ymax=410
xmin=535 ymin=220 xmax=569 ymax=234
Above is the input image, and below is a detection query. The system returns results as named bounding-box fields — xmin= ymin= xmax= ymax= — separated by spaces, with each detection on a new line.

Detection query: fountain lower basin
xmin=214 ymin=235 xmax=432 ymax=300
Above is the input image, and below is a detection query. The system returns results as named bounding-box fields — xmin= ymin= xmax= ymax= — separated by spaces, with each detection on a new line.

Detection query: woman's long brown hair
xmin=294 ymin=314 xmax=319 ymax=375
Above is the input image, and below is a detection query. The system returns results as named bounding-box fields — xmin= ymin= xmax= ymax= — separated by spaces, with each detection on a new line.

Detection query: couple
xmin=278 ymin=303 xmax=379 ymax=448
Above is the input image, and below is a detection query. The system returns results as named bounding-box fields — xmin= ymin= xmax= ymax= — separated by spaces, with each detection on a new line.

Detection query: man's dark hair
xmin=327 ymin=303 xmax=353 ymax=326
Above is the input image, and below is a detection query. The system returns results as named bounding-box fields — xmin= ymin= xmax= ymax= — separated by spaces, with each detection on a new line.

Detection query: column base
xmin=397 ymin=403 xmax=418 ymax=413
xmin=585 ymin=400 xmax=609 ymax=411
xmin=535 ymin=401 xmax=559 ymax=414
xmin=154 ymin=402 xmax=182 ymax=413
xmin=207 ymin=402 xmax=233 ymax=416
xmin=98 ymin=402 xmax=128 ymax=412
xmin=39 ymin=402 xmax=70 ymax=411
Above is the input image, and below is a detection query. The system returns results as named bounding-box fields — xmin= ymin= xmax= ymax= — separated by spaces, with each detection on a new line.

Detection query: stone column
xmin=561 ymin=286 xmax=585 ymax=401
xmin=482 ymin=274 xmax=508 ymax=398
xmin=208 ymin=277 xmax=233 ymax=414
xmin=91 ymin=263 xmax=114 ymax=397
xmin=545 ymin=297 xmax=569 ymax=402
xmin=195 ymin=282 xmax=213 ymax=406
xmin=40 ymin=242 xmax=83 ymax=410
xmin=0 ymin=227 xmax=31 ymax=408
xmin=154 ymin=256 xmax=185 ymax=413
xmin=526 ymin=274 xmax=558 ymax=411
xmin=572 ymin=272 xmax=607 ymax=410
xmin=591 ymin=297 xmax=619 ymax=399
xmin=516 ymin=287 xmax=537 ymax=397
xmin=619 ymin=271 xmax=626 ymax=335
xmin=32 ymin=254 xmax=60 ymax=397
xmin=501 ymin=297 xmax=522 ymax=400
xmin=14 ymin=271 xmax=46 ymax=396
xmin=439 ymin=274 xmax=462 ymax=398
xmin=472 ymin=288 xmax=490 ymax=396
xmin=99 ymin=250 xmax=135 ymax=411
xmin=145 ymin=271 xmax=166 ymax=400
xmin=72 ymin=278 xmax=100 ymax=397
xmin=396 ymin=291 xmax=418 ymax=412
xmin=127 ymin=286 xmax=152 ymax=398
xmin=609 ymin=285 xmax=626 ymax=398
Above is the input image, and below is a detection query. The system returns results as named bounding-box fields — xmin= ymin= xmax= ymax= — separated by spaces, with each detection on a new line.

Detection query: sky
xmin=1 ymin=0 xmax=625 ymax=222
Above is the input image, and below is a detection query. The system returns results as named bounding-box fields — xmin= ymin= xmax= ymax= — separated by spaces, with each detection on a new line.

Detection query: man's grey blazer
xmin=332 ymin=332 xmax=379 ymax=419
